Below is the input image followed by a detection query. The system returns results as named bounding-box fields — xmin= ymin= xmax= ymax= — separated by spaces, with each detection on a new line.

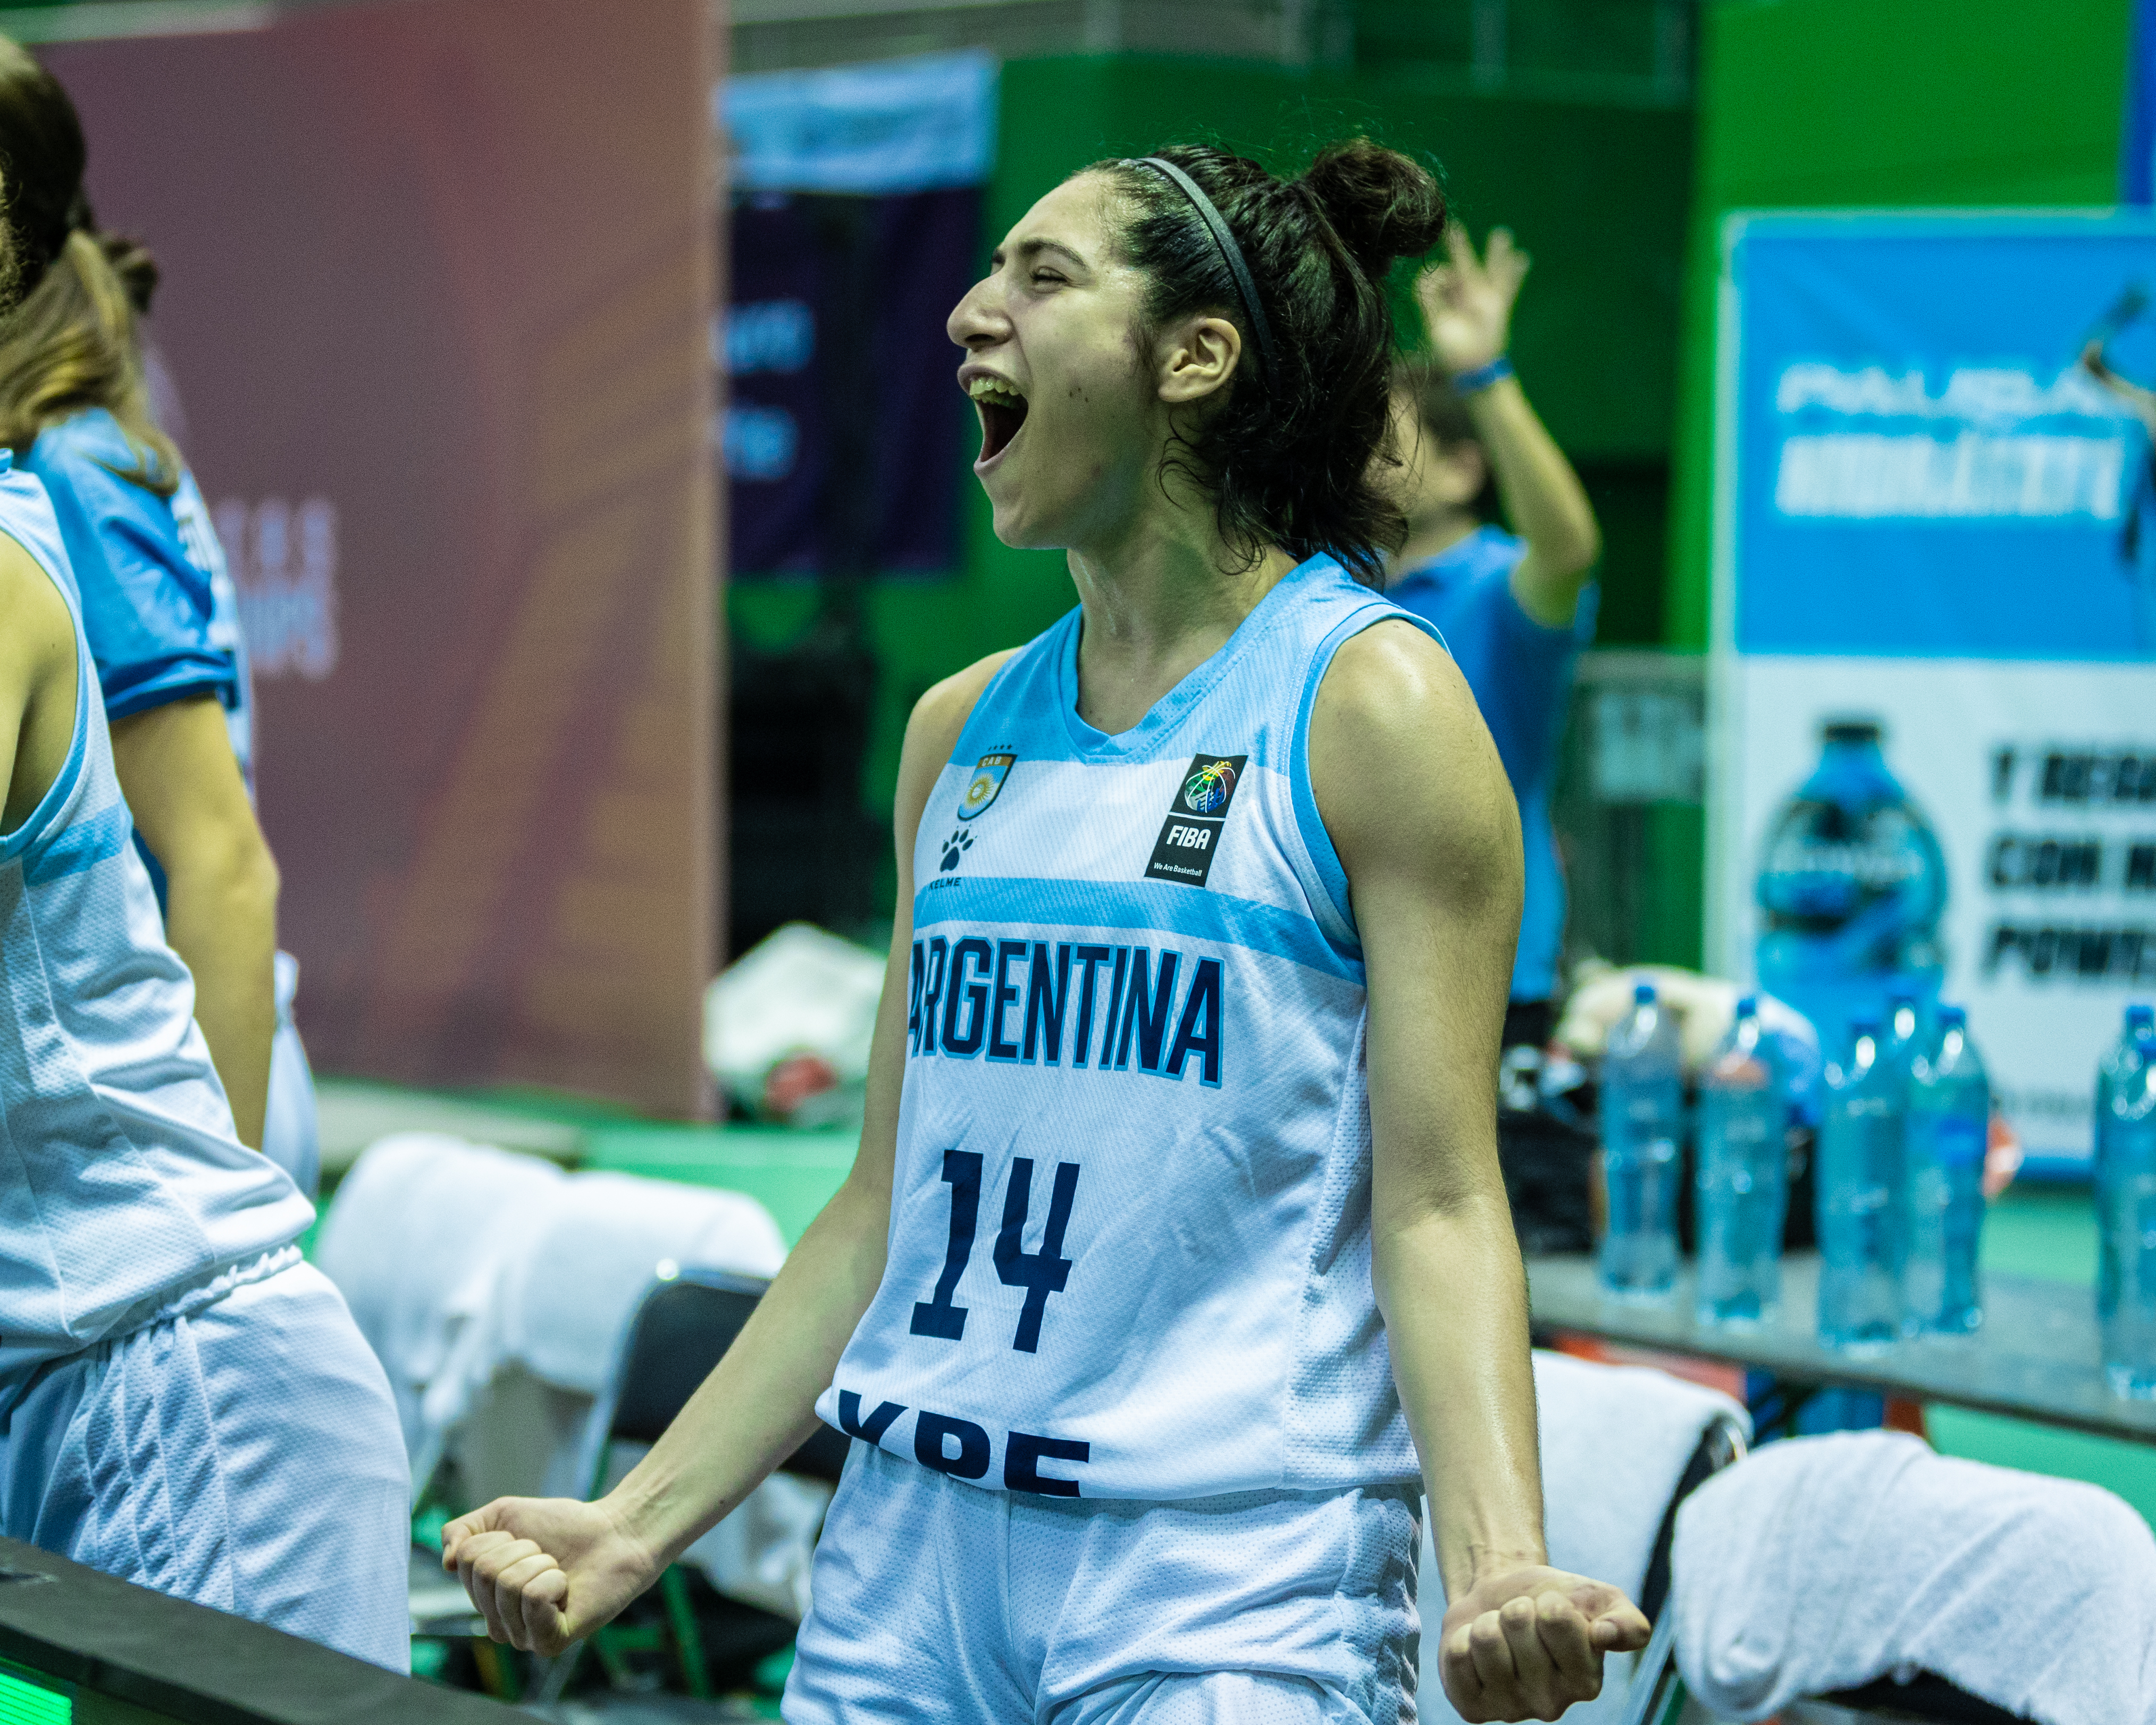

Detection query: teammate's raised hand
xmin=1437 ymin=1562 xmax=1651 ymax=1723
xmin=442 ymin=1496 xmax=660 ymax=1655
xmin=1416 ymin=226 xmax=1531 ymax=378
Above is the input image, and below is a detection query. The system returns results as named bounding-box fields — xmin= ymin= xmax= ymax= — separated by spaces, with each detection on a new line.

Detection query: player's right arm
xmin=444 ymin=648 xmax=1018 ymax=1657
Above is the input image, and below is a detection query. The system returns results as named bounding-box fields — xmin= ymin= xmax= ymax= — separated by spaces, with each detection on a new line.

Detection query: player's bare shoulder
xmin=909 ymin=651 xmax=1020 ymax=761
xmin=0 ymin=530 xmax=71 ymax=681
xmin=1309 ymin=616 xmax=1515 ymax=881
xmin=1311 ymin=618 xmax=1483 ymax=787
xmin=0 ymin=533 xmax=79 ymax=832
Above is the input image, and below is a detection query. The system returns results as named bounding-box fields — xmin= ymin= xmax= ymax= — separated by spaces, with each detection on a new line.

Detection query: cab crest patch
xmin=958 ymin=751 xmax=1016 ymax=819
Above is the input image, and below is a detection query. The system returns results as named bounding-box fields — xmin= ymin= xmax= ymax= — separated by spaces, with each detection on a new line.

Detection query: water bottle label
xmin=1933 ymin=1116 xmax=1985 ymax=1168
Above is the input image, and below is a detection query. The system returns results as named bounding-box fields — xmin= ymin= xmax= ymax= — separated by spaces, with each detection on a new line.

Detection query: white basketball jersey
xmin=817 ymin=554 xmax=1441 ymax=1501
xmin=0 ymin=457 xmax=310 ymax=1392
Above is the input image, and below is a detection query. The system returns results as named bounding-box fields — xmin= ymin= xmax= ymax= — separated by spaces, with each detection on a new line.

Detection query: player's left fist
xmin=1437 ymin=1563 xmax=1650 ymax=1723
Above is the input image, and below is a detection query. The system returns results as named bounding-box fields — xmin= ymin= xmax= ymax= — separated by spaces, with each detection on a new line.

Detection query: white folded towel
xmin=1673 ymin=1430 xmax=2156 ymax=1725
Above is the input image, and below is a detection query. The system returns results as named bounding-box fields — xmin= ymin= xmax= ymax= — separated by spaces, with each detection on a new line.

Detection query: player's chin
xmin=985 ymin=492 xmax=1063 ymax=554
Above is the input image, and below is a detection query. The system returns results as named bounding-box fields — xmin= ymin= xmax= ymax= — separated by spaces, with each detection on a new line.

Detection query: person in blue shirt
xmin=0 ymin=42 xmax=315 ymax=1192
xmin=1383 ymin=224 xmax=1601 ymax=1046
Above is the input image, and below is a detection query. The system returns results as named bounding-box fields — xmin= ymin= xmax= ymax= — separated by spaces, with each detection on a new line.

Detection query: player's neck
xmin=1065 ymin=509 xmax=1295 ymax=739
xmin=1391 ymin=507 xmax=1481 ymax=579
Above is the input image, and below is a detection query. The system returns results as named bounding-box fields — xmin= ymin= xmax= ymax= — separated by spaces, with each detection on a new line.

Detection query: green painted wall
xmin=733 ymin=51 xmax=1695 ymax=897
xmin=1665 ymin=0 xmax=2136 ymax=650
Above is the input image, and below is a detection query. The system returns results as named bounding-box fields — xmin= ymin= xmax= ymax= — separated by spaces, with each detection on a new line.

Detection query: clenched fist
xmin=442 ymin=1495 xmax=661 ymax=1656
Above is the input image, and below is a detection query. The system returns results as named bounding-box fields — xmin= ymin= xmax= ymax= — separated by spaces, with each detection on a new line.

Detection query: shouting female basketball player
xmin=448 ymin=139 xmax=1649 ymax=1723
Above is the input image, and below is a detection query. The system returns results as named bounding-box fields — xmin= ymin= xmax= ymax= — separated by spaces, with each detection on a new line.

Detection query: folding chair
xmin=1636 ymin=1411 xmax=1747 ymax=1629
xmin=536 ymin=1268 xmax=849 ymax=1705
xmin=591 ymin=1270 xmax=849 ymax=1485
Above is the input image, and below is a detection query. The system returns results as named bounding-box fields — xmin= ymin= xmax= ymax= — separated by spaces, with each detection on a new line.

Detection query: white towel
xmin=313 ymin=1133 xmax=567 ymax=1467
xmin=1672 ymin=1430 xmax=2156 ymax=1725
xmin=496 ymin=1169 xmax=787 ymax=1399
xmin=1418 ymin=1351 xmax=1748 ymax=1725
xmin=316 ymin=1139 xmax=788 ymax=1505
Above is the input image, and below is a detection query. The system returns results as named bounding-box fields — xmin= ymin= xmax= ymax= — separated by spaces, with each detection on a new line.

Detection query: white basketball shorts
xmin=785 ymin=1443 xmax=1421 ymax=1723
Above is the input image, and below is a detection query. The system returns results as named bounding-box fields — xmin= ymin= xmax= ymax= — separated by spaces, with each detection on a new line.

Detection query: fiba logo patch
xmin=1182 ymin=759 xmax=1237 ymax=815
xmin=1147 ymin=752 xmax=1249 ymax=887
xmin=959 ymin=751 xmax=1017 ymax=819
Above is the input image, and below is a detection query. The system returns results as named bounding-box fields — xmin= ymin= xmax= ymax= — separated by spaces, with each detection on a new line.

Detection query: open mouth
xmin=967 ymin=376 xmax=1029 ymax=464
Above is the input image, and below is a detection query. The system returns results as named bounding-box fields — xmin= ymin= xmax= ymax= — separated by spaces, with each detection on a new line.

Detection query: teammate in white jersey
xmin=450 ymin=139 xmax=1648 ymax=1722
xmin=0 ymin=339 xmax=408 ymax=1657
xmin=0 ymin=40 xmax=318 ymax=1194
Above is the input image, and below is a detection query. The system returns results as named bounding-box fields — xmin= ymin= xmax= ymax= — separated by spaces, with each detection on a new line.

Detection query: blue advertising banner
xmin=2126 ymin=0 xmax=2156 ymax=205
xmin=726 ymin=187 xmax=980 ymax=574
xmin=1710 ymin=212 xmax=2156 ymax=1169
xmin=719 ymin=52 xmax=993 ymax=577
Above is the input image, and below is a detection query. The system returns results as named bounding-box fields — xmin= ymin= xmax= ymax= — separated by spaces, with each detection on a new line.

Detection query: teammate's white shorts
xmin=785 ymin=1443 xmax=1421 ymax=1723
xmin=0 ymin=1257 xmax=410 ymax=1669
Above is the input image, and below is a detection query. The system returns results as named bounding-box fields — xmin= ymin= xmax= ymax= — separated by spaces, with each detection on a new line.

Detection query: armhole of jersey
xmin=910 ymin=626 xmax=1060 ymax=883
xmin=946 ymin=613 xmax=1067 ymax=767
xmin=0 ymin=527 xmax=93 ymax=863
xmin=1287 ymin=602 xmax=1450 ymax=958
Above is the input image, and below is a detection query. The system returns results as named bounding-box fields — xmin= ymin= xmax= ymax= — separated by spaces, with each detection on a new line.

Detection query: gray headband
xmin=1126 ymin=155 xmax=1276 ymax=392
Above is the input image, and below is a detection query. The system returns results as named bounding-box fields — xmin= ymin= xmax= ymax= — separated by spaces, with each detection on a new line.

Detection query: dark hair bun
xmin=96 ymin=231 xmax=158 ymax=316
xmin=1298 ymin=139 xmax=1446 ymax=283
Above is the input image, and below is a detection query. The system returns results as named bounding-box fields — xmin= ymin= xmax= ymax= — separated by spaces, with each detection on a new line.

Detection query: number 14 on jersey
xmin=909 ymin=1150 xmax=1082 ymax=1353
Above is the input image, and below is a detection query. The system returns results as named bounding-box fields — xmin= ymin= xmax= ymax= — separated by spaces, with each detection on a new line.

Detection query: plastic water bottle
xmin=1599 ymin=981 xmax=1683 ymax=1300
xmin=1903 ymin=1006 xmax=1988 ymax=1336
xmin=2099 ymin=1003 xmax=2156 ymax=1397
xmin=1756 ymin=719 xmax=1947 ymax=1060
xmin=1881 ymin=989 xmax=1924 ymax=1091
xmin=2097 ymin=1004 xmax=2156 ymax=1320
xmin=1696 ymin=996 xmax=1787 ymax=1325
xmin=1816 ymin=1015 xmax=1903 ymax=1350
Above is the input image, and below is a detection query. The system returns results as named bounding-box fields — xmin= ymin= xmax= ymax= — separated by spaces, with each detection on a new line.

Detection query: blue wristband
xmin=1450 ymin=355 xmax=1514 ymax=395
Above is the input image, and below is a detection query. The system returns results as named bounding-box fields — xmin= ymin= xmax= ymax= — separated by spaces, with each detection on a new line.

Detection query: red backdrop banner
xmin=47 ymin=0 xmax=721 ymax=1117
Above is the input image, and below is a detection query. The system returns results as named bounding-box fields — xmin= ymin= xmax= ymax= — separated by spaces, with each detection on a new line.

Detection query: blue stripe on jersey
xmin=912 ymin=874 xmax=1361 ymax=981
xmin=22 ymin=803 xmax=131 ymax=886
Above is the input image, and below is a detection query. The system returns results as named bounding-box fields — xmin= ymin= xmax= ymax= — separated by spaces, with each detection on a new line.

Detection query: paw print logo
xmin=939 ymin=829 xmax=973 ymax=873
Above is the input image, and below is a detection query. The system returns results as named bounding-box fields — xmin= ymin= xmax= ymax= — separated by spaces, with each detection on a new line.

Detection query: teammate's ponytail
xmin=0 ymin=36 xmax=179 ymax=494
xmin=1088 ymin=138 xmax=1446 ymax=586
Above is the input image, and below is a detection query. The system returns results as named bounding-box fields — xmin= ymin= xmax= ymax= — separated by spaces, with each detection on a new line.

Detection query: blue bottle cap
xmin=2129 ymin=1003 xmax=2155 ymax=1032
xmin=1850 ymin=1014 xmax=1882 ymax=1036
xmin=1937 ymin=1003 xmax=1967 ymax=1028
xmin=1735 ymin=994 xmax=1758 ymax=1017
xmin=1887 ymin=987 xmax=1917 ymax=1007
xmin=1633 ymin=981 xmax=1656 ymax=1005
